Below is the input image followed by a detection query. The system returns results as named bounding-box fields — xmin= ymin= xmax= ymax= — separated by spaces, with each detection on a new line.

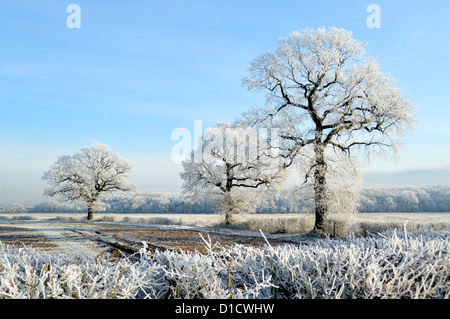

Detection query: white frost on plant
xmin=42 ymin=144 xmax=136 ymax=219
xmin=180 ymin=122 xmax=287 ymax=224
xmin=1 ymin=230 xmax=449 ymax=299
xmin=240 ymin=27 xmax=415 ymax=232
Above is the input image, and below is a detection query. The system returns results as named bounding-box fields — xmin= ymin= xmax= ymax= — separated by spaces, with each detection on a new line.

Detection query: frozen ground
xmin=5 ymin=212 xmax=450 ymax=227
xmin=1 ymin=212 xmax=450 ymax=299
xmin=0 ymin=212 xmax=449 ymax=257
xmin=1 ymin=226 xmax=449 ymax=299
xmin=0 ymin=214 xmax=290 ymax=257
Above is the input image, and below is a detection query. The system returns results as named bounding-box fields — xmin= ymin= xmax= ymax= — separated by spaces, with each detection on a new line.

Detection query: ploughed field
xmin=1 ymin=212 xmax=449 ymax=257
xmin=1 ymin=213 xmax=450 ymax=299
xmin=0 ymin=216 xmax=289 ymax=257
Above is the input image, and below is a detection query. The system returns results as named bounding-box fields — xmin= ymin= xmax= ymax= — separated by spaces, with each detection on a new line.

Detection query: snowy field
xmin=0 ymin=229 xmax=449 ymax=299
xmin=3 ymin=212 xmax=449 ymax=235
xmin=4 ymin=212 xmax=450 ymax=225
xmin=1 ymin=212 xmax=449 ymax=299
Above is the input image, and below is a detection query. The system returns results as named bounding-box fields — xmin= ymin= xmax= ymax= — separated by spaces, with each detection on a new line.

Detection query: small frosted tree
xmin=241 ymin=27 xmax=415 ymax=234
xmin=43 ymin=144 xmax=136 ymax=220
xmin=180 ymin=122 xmax=285 ymax=224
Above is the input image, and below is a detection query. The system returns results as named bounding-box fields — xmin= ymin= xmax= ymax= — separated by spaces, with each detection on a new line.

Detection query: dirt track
xmin=0 ymin=220 xmax=291 ymax=258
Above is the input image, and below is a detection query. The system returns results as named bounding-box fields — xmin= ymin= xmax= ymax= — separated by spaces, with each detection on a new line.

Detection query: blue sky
xmin=0 ymin=0 xmax=449 ymax=205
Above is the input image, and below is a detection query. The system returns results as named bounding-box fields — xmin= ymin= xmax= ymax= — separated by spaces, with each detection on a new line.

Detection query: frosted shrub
xmin=1 ymin=231 xmax=449 ymax=299
xmin=238 ymin=216 xmax=314 ymax=234
xmin=0 ymin=244 xmax=167 ymax=299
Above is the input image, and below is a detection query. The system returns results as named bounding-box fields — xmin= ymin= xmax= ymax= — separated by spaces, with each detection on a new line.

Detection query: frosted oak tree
xmin=241 ymin=27 xmax=415 ymax=234
xmin=43 ymin=144 xmax=136 ymax=220
xmin=180 ymin=123 xmax=286 ymax=224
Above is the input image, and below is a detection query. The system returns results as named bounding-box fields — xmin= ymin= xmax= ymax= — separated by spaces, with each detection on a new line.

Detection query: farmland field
xmin=1 ymin=212 xmax=450 ymax=299
xmin=3 ymin=212 xmax=450 ymax=225
xmin=1 ymin=212 xmax=449 ymax=256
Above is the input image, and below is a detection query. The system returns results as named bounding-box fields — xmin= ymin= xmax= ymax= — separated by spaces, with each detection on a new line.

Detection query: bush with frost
xmin=1 ymin=230 xmax=449 ymax=299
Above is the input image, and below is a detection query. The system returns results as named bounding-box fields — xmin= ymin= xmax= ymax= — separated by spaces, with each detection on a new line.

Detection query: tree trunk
xmin=223 ymin=189 xmax=233 ymax=225
xmin=87 ymin=194 xmax=99 ymax=221
xmin=87 ymin=206 xmax=94 ymax=220
xmin=313 ymin=138 xmax=328 ymax=234
xmin=87 ymin=198 xmax=97 ymax=220
xmin=224 ymin=207 xmax=233 ymax=225
xmin=224 ymin=165 xmax=234 ymax=225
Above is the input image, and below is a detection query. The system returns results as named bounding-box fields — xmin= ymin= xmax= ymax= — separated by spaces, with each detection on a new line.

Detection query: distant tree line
xmin=2 ymin=185 xmax=449 ymax=214
xmin=359 ymin=185 xmax=450 ymax=213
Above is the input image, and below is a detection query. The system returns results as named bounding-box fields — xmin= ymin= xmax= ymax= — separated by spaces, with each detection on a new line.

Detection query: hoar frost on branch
xmin=180 ymin=122 xmax=286 ymax=224
xmin=240 ymin=27 xmax=415 ymax=234
xmin=42 ymin=144 xmax=136 ymax=220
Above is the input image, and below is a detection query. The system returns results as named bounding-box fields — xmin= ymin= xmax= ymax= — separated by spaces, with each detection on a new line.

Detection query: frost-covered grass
xmin=111 ymin=213 xmax=450 ymax=237
xmin=1 ymin=230 xmax=449 ymax=299
xmin=212 ymin=213 xmax=450 ymax=237
xmin=2 ymin=212 xmax=450 ymax=239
